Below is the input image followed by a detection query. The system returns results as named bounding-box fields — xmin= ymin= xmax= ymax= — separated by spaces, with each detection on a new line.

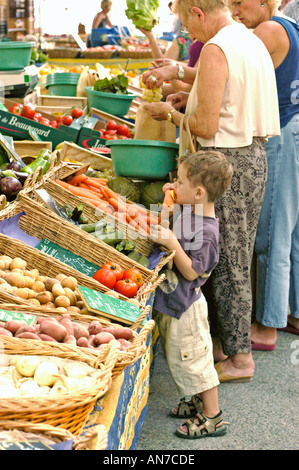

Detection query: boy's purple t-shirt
xmin=153 ymin=207 xmax=219 ymax=320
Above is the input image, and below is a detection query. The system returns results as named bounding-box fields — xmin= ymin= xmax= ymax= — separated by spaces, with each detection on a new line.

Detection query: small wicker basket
xmin=119 ymin=49 xmax=153 ymax=59
xmin=83 ymin=49 xmax=114 ymax=59
xmin=0 ymin=339 xmax=119 ymax=434
xmin=0 ymin=420 xmax=108 ymax=450
xmin=46 ymin=48 xmax=81 ymax=59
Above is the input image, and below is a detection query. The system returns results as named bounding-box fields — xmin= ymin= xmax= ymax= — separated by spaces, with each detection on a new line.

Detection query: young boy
xmin=150 ymin=149 xmax=233 ymax=440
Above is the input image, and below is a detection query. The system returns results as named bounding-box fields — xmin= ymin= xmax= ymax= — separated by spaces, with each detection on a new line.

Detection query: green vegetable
xmin=94 ymin=230 xmax=125 ymax=246
xmin=21 ymin=149 xmax=53 ymax=175
xmin=125 ymin=0 xmax=159 ymax=31
xmin=127 ymin=250 xmax=149 ymax=268
xmin=62 ymin=204 xmax=74 ymax=219
xmin=93 ymin=74 xmax=129 ymax=95
xmin=71 ymin=203 xmax=85 ymax=222
xmin=115 ymin=239 xmax=136 ymax=253
xmin=140 ymin=181 xmax=165 ymax=210
xmin=107 ymin=176 xmax=140 ymax=203
xmin=78 ymin=214 xmax=89 ymax=224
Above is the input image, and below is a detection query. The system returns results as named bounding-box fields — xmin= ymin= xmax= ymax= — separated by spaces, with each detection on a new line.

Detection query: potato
xmin=32 ymin=281 xmax=46 ymax=293
xmin=93 ymin=332 xmax=115 ymax=345
xmin=0 ymin=283 xmax=14 ymax=292
xmin=0 ymin=326 xmax=13 ymax=337
xmin=55 ymin=307 xmax=68 ymax=313
xmin=72 ymin=324 xmax=89 ymax=340
xmin=59 ymin=315 xmax=74 ymax=336
xmin=15 ymin=332 xmax=40 ymax=340
xmin=66 ymin=306 xmax=81 ymax=314
xmin=5 ymin=320 xmax=27 ymax=334
xmin=113 ymin=327 xmax=133 ymax=341
xmin=62 ymin=335 xmax=77 ymax=346
xmin=0 ymin=260 xmax=7 ymax=270
xmin=29 ymin=268 xmax=39 ymax=279
xmin=44 ymin=302 xmax=56 ymax=309
xmin=55 ymin=295 xmax=71 ymax=309
xmin=56 ymin=273 xmax=67 ymax=282
xmin=87 ymin=335 xmax=96 ymax=348
xmin=5 ymin=272 xmax=26 ymax=288
xmin=36 ymin=291 xmax=54 ymax=305
xmin=39 ymin=334 xmax=58 ymax=342
xmin=0 ymin=255 xmax=12 ymax=270
xmin=76 ymin=337 xmax=89 ymax=348
xmin=117 ymin=338 xmax=131 ymax=351
xmin=102 ymin=326 xmax=115 ymax=336
xmin=61 ymin=276 xmax=78 ymax=291
xmin=63 ymin=287 xmax=77 ymax=306
xmin=105 ymin=290 xmax=119 ymax=299
xmin=76 ymin=300 xmax=84 ymax=309
xmin=26 ymin=288 xmax=36 ymax=299
xmin=44 ymin=278 xmax=59 ymax=291
xmin=10 ymin=257 xmax=27 ymax=271
xmin=15 ymin=288 xmax=29 ymax=300
xmin=27 ymin=298 xmax=41 ymax=306
xmin=15 ymin=325 xmax=37 ymax=336
xmin=52 ymin=282 xmax=65 ymax=298
xmin=88 ymin=321 xmax=103 ymax=336
xmin=40 ymin=320 xmax=67 ymax=342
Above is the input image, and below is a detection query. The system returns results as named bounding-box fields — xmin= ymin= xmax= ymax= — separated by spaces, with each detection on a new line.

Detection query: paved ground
xmin=137 ymin=329 xmax=299 ymax=451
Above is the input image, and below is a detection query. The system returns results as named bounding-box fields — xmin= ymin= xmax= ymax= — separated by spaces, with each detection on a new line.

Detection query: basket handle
xmin=130 ymin=304 xmax=151 ymax=331
xmin=128 ymin=319 xmax=155 ymax=354
xmin=179 ymin=114 xmax=197 ymax=156
xmin=21 ymin=165 xmax=43 ymax=191
xmin=0 ymin=194 xmax=7 ymax=211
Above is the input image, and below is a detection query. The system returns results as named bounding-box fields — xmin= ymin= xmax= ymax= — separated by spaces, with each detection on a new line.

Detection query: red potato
xmin=76 ymin=337 xmax=89 ymax=348
xmin=0 ymin=327 xmax=13 ymax=337
xmin=93 ymin=331 xmax=115 ymax=345
xmin=113 ymin=327 xmax=133 ymax=341
xmin=62 ymin=335 xmax=77 ymax=346
xmin=15 ymin=332 xmax=40 ymax=340
xmin=88 ymin=321 xmax=103 ymax=336
xmin=39 ymin=320 xmax=67 ymax=342
xmin=102 ymin=326 xmax=115 ymax=336
xmin=72 ymin=324 xmax=89 ymax=340
xmin=4 ymin=320 xmax=27 ymax=334
xmin=15 ymin=325 xmax=36 ymax=336
xmin=39 ymin=334 xmax=58 ymax=342
xmin=59 ymin=315 xmax=74 ymax=337
xmin=117 ymin=338 xmax=131 ymax=351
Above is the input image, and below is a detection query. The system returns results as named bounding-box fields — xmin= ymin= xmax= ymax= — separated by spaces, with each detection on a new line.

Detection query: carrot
xmin=84 ymin=178 xmax=108 ymax=191
xmin=163 ymin=189 xmax=175 ymax=210
xmin=86 ymin=177 xmax=108 ymax=184
xmin=66 ymin=174 xmax=88 ymax=185
xmin=78 ymin=183 xmax=103 ymax=196
xmin=134 ymin=213 xmax=151 ymax=235
xmin=55 ymin=180 xmax=103 ymax=202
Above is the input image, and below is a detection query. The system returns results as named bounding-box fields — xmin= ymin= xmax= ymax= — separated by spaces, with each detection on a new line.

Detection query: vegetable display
xmin=125 ymin=0 xmax=159 ymax=31
xmin=92 ymin=264 xmax=143 ymax=298
xmin=93 ymin=74 xmax=129 ymax=95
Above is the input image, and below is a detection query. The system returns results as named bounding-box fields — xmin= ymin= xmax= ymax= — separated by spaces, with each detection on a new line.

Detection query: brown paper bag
xmin=134 ymin=103 xmax=176 ymax=142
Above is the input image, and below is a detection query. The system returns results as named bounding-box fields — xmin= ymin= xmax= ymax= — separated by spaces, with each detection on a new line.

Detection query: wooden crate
xmin=58 ymin=141 xmax=113 ymax=170
xmin=37 ymin=95 xmax=87 ymax=108
xmin=13 ymin=140 xmax=52 ymax=157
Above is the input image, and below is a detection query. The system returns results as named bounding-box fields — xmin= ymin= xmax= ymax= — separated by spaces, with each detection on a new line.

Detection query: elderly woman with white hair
xmin=142 ymin=0 xmax=280 ymax=392
xmin=231 ymin=1 xmax=299 ymax=351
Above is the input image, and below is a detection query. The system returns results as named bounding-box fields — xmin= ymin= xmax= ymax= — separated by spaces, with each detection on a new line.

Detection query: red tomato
xmin=49 ymin=120 xmax=58 ymax=128
xmin=115 ymin=279 xmax=138 ymax=298
xmin=9 ymin=104 xmax=23 ymax=115
xmin=71 ymin=107 xmax=83 ymax=119
xmin=117 ymin=124 xmax=130 ymax=138
xmin=105 ymin=135 xmax=118 ymax=140
xmin=23 ymin=104 xmax=36 ymax=120
xmin=105 ymin=129 xmax=117 ymax=135
xmin=106 ymin=120 xmax=118 ymax=131
xmin=33 ymin=112 xmax=42 ymax=122
xmin=93 ymin=268 xmax=116 ymax=289
xmin=40 ymin=118 xmax=50 ymax=126
xmin=123 ymin=268 xmax=143 ymax=288
xmin=101 ymin=262 xmax=124 ymax=281
xmin=62 ymin=115 xmax=73 ymax=126
xmin=56 ymin=115 xmax=63 ymax=123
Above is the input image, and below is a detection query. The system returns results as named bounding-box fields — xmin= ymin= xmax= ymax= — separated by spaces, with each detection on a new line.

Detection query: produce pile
xmin=9 ymin=102 xmax=84 ymax=129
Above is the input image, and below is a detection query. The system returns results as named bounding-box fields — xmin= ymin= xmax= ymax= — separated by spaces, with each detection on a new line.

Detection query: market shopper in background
xmin=142 ymin=0 xmax=280 ymax=382
xmin=231 ymin=0 xmax=299 ymax=348
xmin=91 ymin=0 xmax=113 ymax=29
xmin=151 ymin=150 xmax=233 ymax=439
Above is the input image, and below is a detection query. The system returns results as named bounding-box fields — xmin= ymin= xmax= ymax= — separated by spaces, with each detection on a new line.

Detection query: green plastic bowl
xmin=86 ymin=86 xmax=137 ymax=117
xmin=0 ymin=41 xmax=35 ymax=70
xmin=46 ymin=84 xmax=78 ymax=96
xmin=45 ymin=73 xmax=80 ymax=96
xmin=106 ymin=139 xmax=179 ymax=180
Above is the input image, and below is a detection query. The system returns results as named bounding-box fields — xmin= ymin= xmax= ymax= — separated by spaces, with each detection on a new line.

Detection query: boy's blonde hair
xmin=178 ymin=150 xmax=233 ymax=202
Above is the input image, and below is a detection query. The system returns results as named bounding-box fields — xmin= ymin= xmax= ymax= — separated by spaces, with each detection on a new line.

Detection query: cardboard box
xmin=0 ymin=99 xmax=80 ymax=149
xmin=59 ymin=141 xmax=113 ymax=171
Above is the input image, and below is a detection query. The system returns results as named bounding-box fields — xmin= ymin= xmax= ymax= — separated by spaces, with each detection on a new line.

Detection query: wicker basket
xmin=83 ymin=49 xmax=114 ymax=59
xmin=0 ymin=420 xmax=107 ymax=450
xmin=119 ymin=49 xmax=153 ymax=59
xmin=0 ymin=302 xmax=155 ymax=380
xmin=46 ymin=48 xmax=80 ymax=59
xmin=0 ymin=339 xmax=119 ymax=434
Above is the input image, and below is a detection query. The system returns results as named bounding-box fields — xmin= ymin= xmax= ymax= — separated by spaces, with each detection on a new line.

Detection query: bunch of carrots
xmin=55 ymin=173 xmax=161 ymax=237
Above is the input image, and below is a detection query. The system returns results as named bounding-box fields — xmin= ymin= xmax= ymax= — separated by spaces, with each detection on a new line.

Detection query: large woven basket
xmin=46 ymin=48 xmax=80 ymax=59
xmin=83 ymin=49 xmax=114 ymax=59
xmin=119 ymin=49 xmax=152 ymax=59
xmin=0 ymin=302 xmax=155 ymax=379
xmin=0 ymin=420 xmax=107 ymax=450
xmin=0 ymin=338 xmax=119 ymax=434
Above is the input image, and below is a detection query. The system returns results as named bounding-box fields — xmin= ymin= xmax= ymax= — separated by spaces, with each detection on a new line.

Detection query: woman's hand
xmin=166 ymin=91 xmax=189 ymax=109
xmin=152 ymin=58 xmax=178 ymax=68
xmin=142 ymin=65 xmax=177 ymax=89
xmin=142 ymin=101 xmax=173 ymax=121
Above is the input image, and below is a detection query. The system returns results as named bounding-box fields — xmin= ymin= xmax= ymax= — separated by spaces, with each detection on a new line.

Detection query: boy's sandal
xmin=170 ymin=395 xmax=203 ymax=419
xmin=175 ymin=411 xmax=227 ymax=440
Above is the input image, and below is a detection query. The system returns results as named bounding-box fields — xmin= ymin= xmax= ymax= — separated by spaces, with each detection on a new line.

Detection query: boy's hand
xmin=150 ymin=223 xmax=177 ymax=249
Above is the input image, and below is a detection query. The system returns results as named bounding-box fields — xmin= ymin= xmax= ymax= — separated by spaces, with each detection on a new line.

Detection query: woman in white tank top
xmin=142 ymin=0 xmax=280 ymax=384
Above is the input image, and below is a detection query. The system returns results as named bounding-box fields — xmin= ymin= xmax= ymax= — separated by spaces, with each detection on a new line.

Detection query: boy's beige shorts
xmin=153 ymin=295 xmax=219 ymax=397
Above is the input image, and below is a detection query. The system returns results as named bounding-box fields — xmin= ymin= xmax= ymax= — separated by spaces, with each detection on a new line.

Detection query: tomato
xmin=56 ymin=114 xmax=63 ymax=123
xmin=40 ymin=118 xmax=50 ymax=126
xmin=123 ymin=268 xmax=143 ymax=288
xmin=115 ymin=279 xmax=138 ymax=298
xmin=101 ymin=262 xmax=124 ymax=281
xmin=105 ymin=135 xmax=118 ymax=140
xmin=62 ymin=115 xmax=73 ymax=126
xmin=106 ymin=120 xmax=118 ymax=131
xmin=117 ymin=124 xmax=130 ymax=138
xmin=33 ymin=112 xmax=42 ymax=122
xmin=71 ymin=107 xmax=83 ymax=119
xmin=105 ymin=129 xmax=117 ymax=135
xmin=49 ymin=120 xmax=58 ymax=128
xmin=93 ymin=268 xmax=116 ymax=289
xmin=23 ymin=104 xmax=36 ymax=120
xmin=9 ymin=104 xmax=23 ymax=115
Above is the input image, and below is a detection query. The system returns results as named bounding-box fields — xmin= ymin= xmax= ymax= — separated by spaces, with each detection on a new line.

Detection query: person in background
xmin=283 ymin=0 xmax=299 ymax=20
xmin=231 ymin=0 xmax=299 ymax=348
xmin=151 ymin=150 xmax=233 ymax=439
xmin=141 ymin=0 xmax=280 ymax=382
xmin=169 ymin=1 xmax=182 ymax=34
xmin=92 ymin=0 xmax=113 ymax=29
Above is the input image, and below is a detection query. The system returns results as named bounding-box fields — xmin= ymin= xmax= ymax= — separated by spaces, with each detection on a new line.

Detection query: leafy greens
xmin=93 ymin=74 xmax=129 ymax=94
xmin=125 ymin=0 xmax=159 ymax=31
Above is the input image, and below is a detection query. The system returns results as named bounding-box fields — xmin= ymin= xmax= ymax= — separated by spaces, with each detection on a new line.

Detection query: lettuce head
xmin=125 ymin=0 xmax=159 ymax=31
